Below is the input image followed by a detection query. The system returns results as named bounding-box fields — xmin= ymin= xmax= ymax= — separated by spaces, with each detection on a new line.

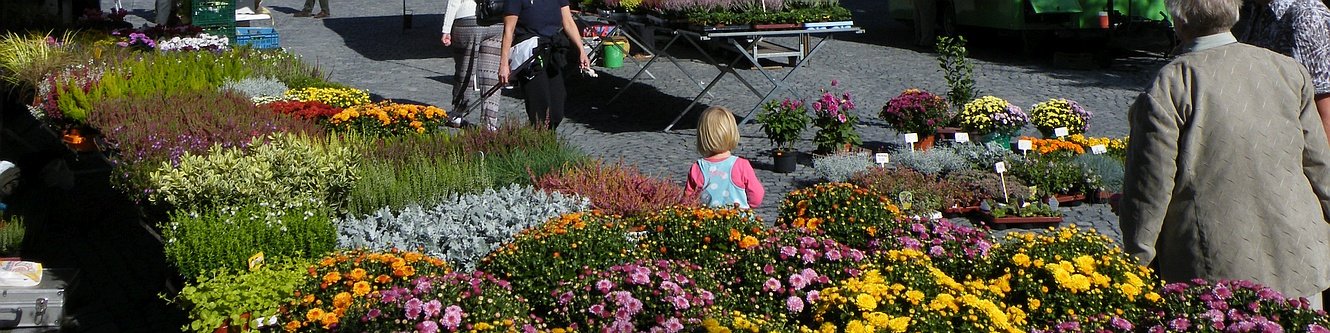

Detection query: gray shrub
xmin=892 ymin=148 xmax=969 ymax=176
xmin=221 ymin=77 xmax=289 ymax=101
xmin=337 ymin=185 xmax=591 ymax=271
xmin=813 ymin=153 xmax=873 ymax=182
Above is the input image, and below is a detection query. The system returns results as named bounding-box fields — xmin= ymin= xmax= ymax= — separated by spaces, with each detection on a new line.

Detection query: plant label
xmin=955 ymin=132 xmax=970 ymax=143
xmin=1054 ymin=127 xmax=1070 ymax=138
xmin=1017 ymin=139 xmax=1033 ymax=151
xmin=874 ymin=153 xmax=890 ymax=165
xmin=1091 ymin=145 xmax=1108 ymax=154
xmin=904 ymin=133 xmax=919 ymax=143
xmin=248 ymin=252 xmax=265 ymax=272
xmin=995 ymin=162 xmax=1006 ymax=173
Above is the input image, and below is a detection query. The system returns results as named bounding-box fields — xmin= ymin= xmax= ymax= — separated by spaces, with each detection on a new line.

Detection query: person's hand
xmin=497 ymin=62 xmax=510 ymax=85
xmin=440 ymin=33 xmax=452 ymax=46
xmin=578 ymin=49 xmax=591 ymax=70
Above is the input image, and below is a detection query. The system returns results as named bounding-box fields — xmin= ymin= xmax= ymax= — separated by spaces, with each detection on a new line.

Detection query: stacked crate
xmin=236 ymin=27 xmax=280 ymax=49
xmin=192 ymin=0 xmax=237 ymax=43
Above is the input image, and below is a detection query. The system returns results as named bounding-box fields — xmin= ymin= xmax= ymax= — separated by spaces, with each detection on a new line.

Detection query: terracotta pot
xmin=911 ymin=134 xmax=936 ymax=151
xmin=215 ymin=319 xmax=230 ymax=333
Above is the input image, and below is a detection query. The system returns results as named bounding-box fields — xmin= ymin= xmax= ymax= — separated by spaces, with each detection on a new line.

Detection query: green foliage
xmin=346 ymin=154 xmax=490 ymax=217
xmin=55 ymin=50 xmax=257 ymax=123
xmin=1075 ymin=154 xmax=1124 ymax=193
xmin=755 ymin=98 xmax=810 ymax=150
xmin=1007 ymin=155 xmax=1089 ymax=196
xmin=850 ymin=167 xmax=971 ymax=216
xmin=171 ymin=263 xmax=307 ymax=333
xmin=483 ymin=138 xmax=587 ymax=187
xmin=935 ymin=36 xmax=978 ymax=112
xmin=0 ymin=217 xmax=23 ymax=257
xmin=147 ymin=133 xmax=359 ymax=214
xmin=987 ymin=200 xmax=1061 ymax=218
xmin=162 ymin=204 xmax=337 ymax=281
xmin=634 ymin=206 xmax=765 ymax=267
xmin=778 ymin=182 xmax=901 ymax=250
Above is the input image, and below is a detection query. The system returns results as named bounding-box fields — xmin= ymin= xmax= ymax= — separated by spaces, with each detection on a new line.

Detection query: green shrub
xmin=345 ymin=155 xmax=490 ymax=217
xmin=1007 ymin=155 xmax=1089 ymax=196
xmin=171 ymin=263 xmax=307 ymax=333
xmin=162 ymin=205 xmax=336 ymax=281
xmin=0 ymin=216 xmax=23 ymax=257
xmin=147 ymin=133 xmax=359 ymax=214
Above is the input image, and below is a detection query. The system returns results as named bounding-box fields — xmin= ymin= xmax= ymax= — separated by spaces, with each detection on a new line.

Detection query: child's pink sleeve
xmin=685 ymin=162 xmax=704 ymax=198
xmin=732 ymin=158 xmax=765 ymax=208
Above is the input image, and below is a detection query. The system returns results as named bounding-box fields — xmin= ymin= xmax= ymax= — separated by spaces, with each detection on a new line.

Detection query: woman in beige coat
xmin=1120 ymin=0 xmax=1330 ymax=302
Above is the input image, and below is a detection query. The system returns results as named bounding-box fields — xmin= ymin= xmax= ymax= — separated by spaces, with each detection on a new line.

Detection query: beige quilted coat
xmin=1120 ymin=33 xmax=1330 ymax=298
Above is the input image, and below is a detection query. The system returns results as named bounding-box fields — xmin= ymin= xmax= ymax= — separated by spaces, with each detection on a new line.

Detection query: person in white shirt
xmin=442 ymin=0 xmax=504 ymax=131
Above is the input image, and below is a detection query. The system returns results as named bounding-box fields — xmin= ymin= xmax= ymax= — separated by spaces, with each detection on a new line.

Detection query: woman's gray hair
xmin=1167 ymin=0 xmax=1242 ymax=36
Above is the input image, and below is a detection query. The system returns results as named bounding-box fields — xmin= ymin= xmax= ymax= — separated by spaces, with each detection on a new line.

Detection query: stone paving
xmin=195 ymin=0 xmax=1172 ymax=243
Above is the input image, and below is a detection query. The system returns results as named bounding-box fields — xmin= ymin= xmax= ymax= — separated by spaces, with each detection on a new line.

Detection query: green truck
xmin=890 ymin=0 xmax=1174 ymax=55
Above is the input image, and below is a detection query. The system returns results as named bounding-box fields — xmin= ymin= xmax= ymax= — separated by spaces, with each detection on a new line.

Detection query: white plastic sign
xmin=1017 ymin=140 xmax=1033 ymax=151
xmin=1091 ymin=145 xmax=1108 ymax=154
xmin=874 ymin=153 xmax=890 ymax=164
xmin=904 ymin=133 xmax=919 ymax=143
xmin=1054 ymin=127 xmax=1070 ymax=138
xmin=995 ymin=162 xmax=1006 ymax=173
xmin=955 ymin=132 xmax=970 ymax=143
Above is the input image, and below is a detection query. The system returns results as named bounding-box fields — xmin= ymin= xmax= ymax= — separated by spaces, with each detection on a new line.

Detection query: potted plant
xmin=980 ymin=199 xmax=1063 ymax=225
xmin=957 ymin=96 xmax=1028 ymax=149
xmin=811 ymin=80 xmax=862 ymax=154
xmin=755 ymin=98 xmax=810 ymax=173
xmin=1030 ymin=98 xmax=1092 ymax=138
xmin=880 ymin=89 xmax=950 ymax=150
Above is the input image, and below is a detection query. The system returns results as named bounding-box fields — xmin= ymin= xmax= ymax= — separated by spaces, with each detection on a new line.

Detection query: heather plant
xmin=849 ymin=167 xmax=970 ymax=216
xmin=444 ymin=124 xmax=587 ymax=186
xmin=161 ymin=204 xmax=336 ymax=281
xmin=479 ymin=212 xmax=635 ymax=313
xmin=550 ymin=259 xmax=721 ymax=331
xmin=281 ymin=250 xmax=454 ymax=332
xmin=949 ymin=169 xmax=1033 ymax=203
xmin=147 ymin=133 xmax=359 ymax=214
xmin=0 ymin=216 xmax=23 ymax=257
xmin=345 ymin=154 xmax=491 ymax=217
xmin=716 ymin=229 xmax=870 ymax=326
xmin=262 ymin=100 xmax=341 ymax=120
xmin=535 ymin=160 xmax=693 ymax=217
xmin=338 ymin=185 xmax=591 ymax=270
xmin=55 ymin=50 xmax=260 ymax=123
xmin=300 ymin=271 xmax=540 ymax=333
xmin=1141 ymin=279 xmax=1330 ymax=333
xmin=891 ymin=146 xmax=968 ymax=176
xmin=27 ymin=60 xmax=104 ymax=123
xmin=812 ymin=153 xmax=872 ymax=182
xmin=634 ymin=206 xmax=765 ymax=267
xmin=990 ymin=226 xmax=1160 ymax=330
xmin=89 ymin=91 xmax=325 ymax=196
xmin=887 ymin=218 xmax=994 ymax=278
xmin=221 ymin=77 xmax=288 ymax=103
xmin=778 ymin=182 xmax=902 ymax=250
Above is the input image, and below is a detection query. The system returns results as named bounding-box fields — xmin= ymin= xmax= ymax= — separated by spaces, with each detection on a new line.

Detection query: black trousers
xmin=518 ymin=63 xmax=566 ymax=130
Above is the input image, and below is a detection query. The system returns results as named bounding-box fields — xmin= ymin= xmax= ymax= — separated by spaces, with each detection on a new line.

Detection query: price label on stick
xmin=955 ymin=132 xmax=970 ymax=143
xmin=874 ymin=153 xmax=890 ymax=165
xmin=1091 ymin=145 xmax=1108 ymax=154
xmin=904 ymin=133 xmax=919 ymax=143
xmin=1054 ymin=127 xmax=1070 ymax=138
xmin=995 ymin=162 xmax=1006 ymax=173
xmin=1017 ymin=139 xmax=1033 ymax=151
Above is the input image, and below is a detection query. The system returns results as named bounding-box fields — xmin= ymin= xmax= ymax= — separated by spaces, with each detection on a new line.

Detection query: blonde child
xmin=686 ymin=107 xmax=765 ymax=209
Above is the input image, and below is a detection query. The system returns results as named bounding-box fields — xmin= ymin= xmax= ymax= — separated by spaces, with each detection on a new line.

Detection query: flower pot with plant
xmin=881 ymin=89 xmax=950 ymax=151
xmin=980 ymin=199 xmax=1063 ymax=225
xmin=1030 ymin=98 xmax=1092 ymax=138
xmin=957 ymin=96 xmax=1028 ymax=149
xmin=755 ymin=98 xmax=810 ymax=173
xmin=811 ymin=80 xmax=861 ymax=154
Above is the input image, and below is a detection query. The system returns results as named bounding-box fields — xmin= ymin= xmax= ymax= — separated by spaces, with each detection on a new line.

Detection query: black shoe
xmin=294 ymin=11 xmax=312 ymax=17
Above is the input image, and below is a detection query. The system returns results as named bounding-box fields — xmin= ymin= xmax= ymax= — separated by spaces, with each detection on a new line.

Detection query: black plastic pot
xmin=773 ymin=149 xmax=797 ymax=173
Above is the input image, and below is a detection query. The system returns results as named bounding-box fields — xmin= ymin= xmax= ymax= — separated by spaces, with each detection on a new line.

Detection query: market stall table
xmin=608 ymin=26 xmax=863 ymax=131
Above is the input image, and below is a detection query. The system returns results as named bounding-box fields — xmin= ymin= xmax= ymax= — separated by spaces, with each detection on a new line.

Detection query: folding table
xmin=574 ymin=13 xmax=658 ymax=80
xmin=608 ymin=26 xmax=863 ymax=131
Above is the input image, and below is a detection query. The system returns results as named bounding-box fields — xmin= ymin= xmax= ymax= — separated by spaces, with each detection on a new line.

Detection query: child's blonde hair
xmin=696 ymin=106 xmax=739 ymax=156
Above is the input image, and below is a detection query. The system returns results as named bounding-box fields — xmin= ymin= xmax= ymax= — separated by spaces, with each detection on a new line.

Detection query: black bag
xmin=475 ymin=0 xmax=506 ymax=26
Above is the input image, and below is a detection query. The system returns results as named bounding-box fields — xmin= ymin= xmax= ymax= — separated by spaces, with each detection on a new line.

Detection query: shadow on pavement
xmin=565 ymin=64 xmax=715 ymax=133
xmin=321 ymin=14 xmax=453 ymax=61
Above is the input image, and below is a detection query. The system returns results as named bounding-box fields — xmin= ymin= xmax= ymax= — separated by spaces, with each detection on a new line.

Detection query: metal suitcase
xmin=0 ymin=269 xmax=75 ymax=331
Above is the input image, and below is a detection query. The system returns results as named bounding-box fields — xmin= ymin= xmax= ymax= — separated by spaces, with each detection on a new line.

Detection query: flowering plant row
xmin=327 ymin=101 xmax=449 ymax=135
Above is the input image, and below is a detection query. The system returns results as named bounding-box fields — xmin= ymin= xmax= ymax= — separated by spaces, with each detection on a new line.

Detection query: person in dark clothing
xmin=495 ymin=0 xmax=590 ymax=130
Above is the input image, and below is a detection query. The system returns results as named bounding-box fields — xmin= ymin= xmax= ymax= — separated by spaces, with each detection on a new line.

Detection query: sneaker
xmin=294 ymin=11 xmax=312 ymax=17
xmin=312 ymin=12 xmax=330 ymax=18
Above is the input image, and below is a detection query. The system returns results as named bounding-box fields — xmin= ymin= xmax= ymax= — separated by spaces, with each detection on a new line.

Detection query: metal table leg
xmin=728 ymin=34 xmax=839 ymax=125
xmin=607 ymin=32 xmax=681 ymax=105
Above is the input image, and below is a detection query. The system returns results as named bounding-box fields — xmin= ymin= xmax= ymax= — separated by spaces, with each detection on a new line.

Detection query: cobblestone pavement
xmin=118 ymin=0 xmax=1168 ymax=243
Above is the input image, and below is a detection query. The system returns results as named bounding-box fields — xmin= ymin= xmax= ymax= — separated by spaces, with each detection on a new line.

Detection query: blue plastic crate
xmin=236 ymin=27 xmax=279 ymax=49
